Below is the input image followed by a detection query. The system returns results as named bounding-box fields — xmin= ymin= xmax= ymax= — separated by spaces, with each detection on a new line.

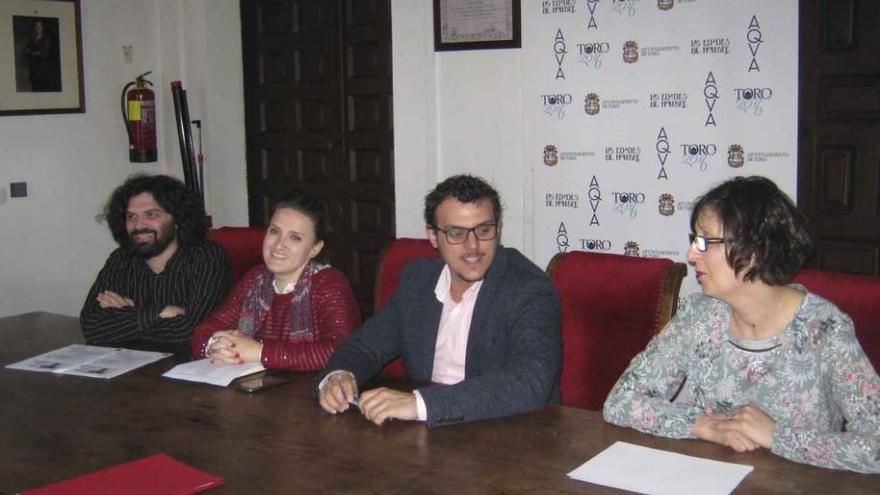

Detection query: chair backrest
xmin=792 ymin=268 xmax=880 ymax=370
xmin=374 ymin=238 xmax=439 ymax=311
xmin=209 ymin=227 xmax=266 ymax=283
xmin=374 ymin=238 xmax=438 ymax=378
xmin=546 ymin=251 xmax=687 ymax=410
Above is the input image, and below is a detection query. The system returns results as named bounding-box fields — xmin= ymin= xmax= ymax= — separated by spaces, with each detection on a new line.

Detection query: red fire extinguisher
xmin=121 ymin=71 xmax=157 ymax=162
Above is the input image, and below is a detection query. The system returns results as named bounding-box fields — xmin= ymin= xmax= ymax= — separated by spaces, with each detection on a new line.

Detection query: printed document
xmin=162 ymin=358 xmax=264 ymax=387
xmin=6 ymin=344 xmax=170 ymax=379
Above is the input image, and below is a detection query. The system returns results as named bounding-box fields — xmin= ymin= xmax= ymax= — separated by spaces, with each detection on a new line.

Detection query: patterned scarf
xmin=236 ymin=261 xmax=314 ymax=341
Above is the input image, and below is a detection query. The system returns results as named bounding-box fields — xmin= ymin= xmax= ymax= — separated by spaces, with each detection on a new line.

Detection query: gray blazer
xmin=316 ymin=246 xmax=562 ymax=427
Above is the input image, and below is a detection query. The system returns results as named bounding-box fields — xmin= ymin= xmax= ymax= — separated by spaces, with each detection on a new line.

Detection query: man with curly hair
xmin=80 ymin=174 xmax=231 ymax=346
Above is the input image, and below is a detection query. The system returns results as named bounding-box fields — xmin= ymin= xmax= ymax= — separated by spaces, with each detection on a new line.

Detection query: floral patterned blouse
xmin=603 ymin=288 xmax=880 ymax=473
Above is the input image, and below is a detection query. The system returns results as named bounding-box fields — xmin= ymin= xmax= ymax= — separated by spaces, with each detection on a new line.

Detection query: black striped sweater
xmin=79 ymin=240 xmax=232 ymax=344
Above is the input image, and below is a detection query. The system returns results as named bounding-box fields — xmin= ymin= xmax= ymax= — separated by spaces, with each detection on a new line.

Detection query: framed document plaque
xmin=434 ymin=0 xmax=521 ymax=51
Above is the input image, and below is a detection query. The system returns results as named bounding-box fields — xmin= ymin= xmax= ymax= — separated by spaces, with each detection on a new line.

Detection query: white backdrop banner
xmin=524 ymin=0 xmax=797 ymax=295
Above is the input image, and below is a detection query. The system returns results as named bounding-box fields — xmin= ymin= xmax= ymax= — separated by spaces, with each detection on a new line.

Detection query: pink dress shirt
xmin=320 ymin=265 xmax=483 ymax=421
xmin=430 ymin=265 xmax=482 ymax=384
xmin=412 ymin=265 xmax=483 ymax=420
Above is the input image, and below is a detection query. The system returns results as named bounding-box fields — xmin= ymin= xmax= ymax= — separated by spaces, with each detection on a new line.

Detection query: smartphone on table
xmin=233 ymin=374 xmax=289 ymax=393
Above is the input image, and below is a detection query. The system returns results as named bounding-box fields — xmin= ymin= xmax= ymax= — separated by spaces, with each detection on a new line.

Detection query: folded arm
xmin=80 ymin=252 xmax=142 ymax=343
xmin=133 ymin=250 xmax=231 ymax=343
xmin=81 ymin=247 xmax=231 ymax=344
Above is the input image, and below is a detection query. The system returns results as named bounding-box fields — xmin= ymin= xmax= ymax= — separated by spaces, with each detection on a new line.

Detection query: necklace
xmin=727 ymin=338 xmax=780 ymax=353
xmin=728 ymin=290 xmax=787 ymax=353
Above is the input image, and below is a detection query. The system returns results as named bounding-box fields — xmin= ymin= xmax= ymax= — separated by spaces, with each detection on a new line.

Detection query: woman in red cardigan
xmin=191 ymin=195 xmax=361 ymax=370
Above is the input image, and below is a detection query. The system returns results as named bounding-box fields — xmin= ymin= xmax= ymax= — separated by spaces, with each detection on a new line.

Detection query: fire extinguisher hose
xmin=121 ymin=80 xmax=136 ymax=146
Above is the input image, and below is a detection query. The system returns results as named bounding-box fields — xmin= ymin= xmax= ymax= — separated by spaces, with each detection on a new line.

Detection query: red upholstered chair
xmin=547 ymin=251 xmax=687 ymax=410
xmin=792 ymin=269 xmax=880 ymax=371
xmin=209 ymin=227 xmax=266 ymax=283
xmin=374 ymin=238 xmax=439 ymax=378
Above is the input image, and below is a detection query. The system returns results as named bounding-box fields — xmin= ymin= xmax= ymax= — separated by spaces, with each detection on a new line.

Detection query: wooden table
xmin=1 ymin=312 xmax=877 ymax=494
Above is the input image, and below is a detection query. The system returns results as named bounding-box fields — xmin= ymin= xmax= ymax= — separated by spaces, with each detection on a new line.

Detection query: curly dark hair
xmin=424 ymin=174 xmax=502 ymax=228
xmin=690 ymin=175 xmax=813 ymax=285
xmin=271 ymin=193 xmax=329 ymax=242
xmin=101 ymin=174 xmax=207 ymax=248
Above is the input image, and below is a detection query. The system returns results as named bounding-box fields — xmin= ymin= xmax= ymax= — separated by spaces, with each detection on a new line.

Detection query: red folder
xmin=21 ymin=453 xmax=223 ymax=495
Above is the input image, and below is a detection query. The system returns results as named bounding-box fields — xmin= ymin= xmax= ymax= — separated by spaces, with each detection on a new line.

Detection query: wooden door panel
xmin=256 ymin=1 xmax=290 ymax=36
xmin=243 ymin=0 xmax=394 ymax=316
xmin=799 ymin=0 xmax=880 ymax=275
xmin=820 ymin=0 xmax=856 ymax=50
xmin=260 ymin=99 xmax=291 ymax=131
xmin=812 ymin=240 xmax=879 ymax=273
xmin=337 ymin=0 xmax=394 ymax=315
xmin=810 ymin=127 xmax=880 ymax=217
xmin=349 ymin=148 xmax=390 ymax=183
xmin=820 ymin=75 xmax=880 ymax=120
xmin=292 ymin=0 xmax=326 ymax=33
xmin=814 ymin=145 xmax=854 ymax=214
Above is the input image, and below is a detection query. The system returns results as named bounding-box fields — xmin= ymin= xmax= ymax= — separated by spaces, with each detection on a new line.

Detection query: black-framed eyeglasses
xmin=689 ymin=233 xmax=724 ymax=252
xmin=434 ymin=223 xmax=498 ymax=244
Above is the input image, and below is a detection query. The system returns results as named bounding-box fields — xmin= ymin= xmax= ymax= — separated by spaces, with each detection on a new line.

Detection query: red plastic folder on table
xmin=21 ymin=453 xmax=223 ymax=495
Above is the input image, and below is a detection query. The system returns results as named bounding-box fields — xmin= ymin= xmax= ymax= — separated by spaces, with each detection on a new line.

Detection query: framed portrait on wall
xmin=434 ymin=0 xmax=521 ymax=51
xmin=0 ymin=0 xmax=84 ymax=116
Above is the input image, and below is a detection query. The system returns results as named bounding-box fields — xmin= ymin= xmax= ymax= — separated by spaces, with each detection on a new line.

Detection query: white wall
xmin=391 ymin=1 xmax=530 ymax=253
xmin=390 ymin=1 xmax=436 ymax=237
xmin=0 ymin=0 xmax=245 ymax=318
xmin=159 ymin=0 xmax=248 ymax=228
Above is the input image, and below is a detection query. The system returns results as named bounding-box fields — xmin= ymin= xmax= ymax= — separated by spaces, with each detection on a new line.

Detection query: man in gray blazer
xmin=317 ymin=175 xmax=562 ymax=427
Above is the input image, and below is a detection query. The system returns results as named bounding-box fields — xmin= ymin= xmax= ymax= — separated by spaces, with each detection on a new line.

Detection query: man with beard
xmin=317 ymin=175 xmax=562 ymax=427
xmin=80 ymin=174 xmax=231 ymax=346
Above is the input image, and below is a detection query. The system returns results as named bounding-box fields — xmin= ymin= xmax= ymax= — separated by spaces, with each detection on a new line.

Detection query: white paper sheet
xmin=567 ymin=441 xmax=753 ymax=495
xmin=162 ymin=358 xmax=265 ymax=387
xmin=6 ymin=344 xmax=170 ymax=379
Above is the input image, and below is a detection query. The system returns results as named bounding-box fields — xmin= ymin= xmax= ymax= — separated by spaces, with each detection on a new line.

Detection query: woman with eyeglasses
xmin=603 ymin=175 xmax=879 ymax=473
xmin=191 ymin=194 xmax=361 ymax=371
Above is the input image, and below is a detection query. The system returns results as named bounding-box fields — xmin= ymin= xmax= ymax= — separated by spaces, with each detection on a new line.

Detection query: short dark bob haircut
xmin=102 ymin=174 xmax=207 ymax=248
xmin=690 ymin=175 xmax=813 ymax=286
xmin=270 ymin=193 xmax=329 ymax=242
xmin=424 ymin=174 xmax=503 ymax=228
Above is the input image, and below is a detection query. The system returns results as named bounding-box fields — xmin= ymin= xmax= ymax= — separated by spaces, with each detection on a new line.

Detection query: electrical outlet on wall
xmin=10 ymin=182 xmax=27 ymax=198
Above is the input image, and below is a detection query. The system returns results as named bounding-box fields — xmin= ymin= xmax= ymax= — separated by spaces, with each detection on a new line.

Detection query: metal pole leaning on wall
xmin=170 ymin=81 xmax=203 ymax=209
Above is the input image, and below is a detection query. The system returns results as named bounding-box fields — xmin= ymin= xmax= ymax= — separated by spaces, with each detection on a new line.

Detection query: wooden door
xmin=799 ymin=0 xmax=880 ymax=274
xmin=241 ymin=0 xmax=395 ymax=316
